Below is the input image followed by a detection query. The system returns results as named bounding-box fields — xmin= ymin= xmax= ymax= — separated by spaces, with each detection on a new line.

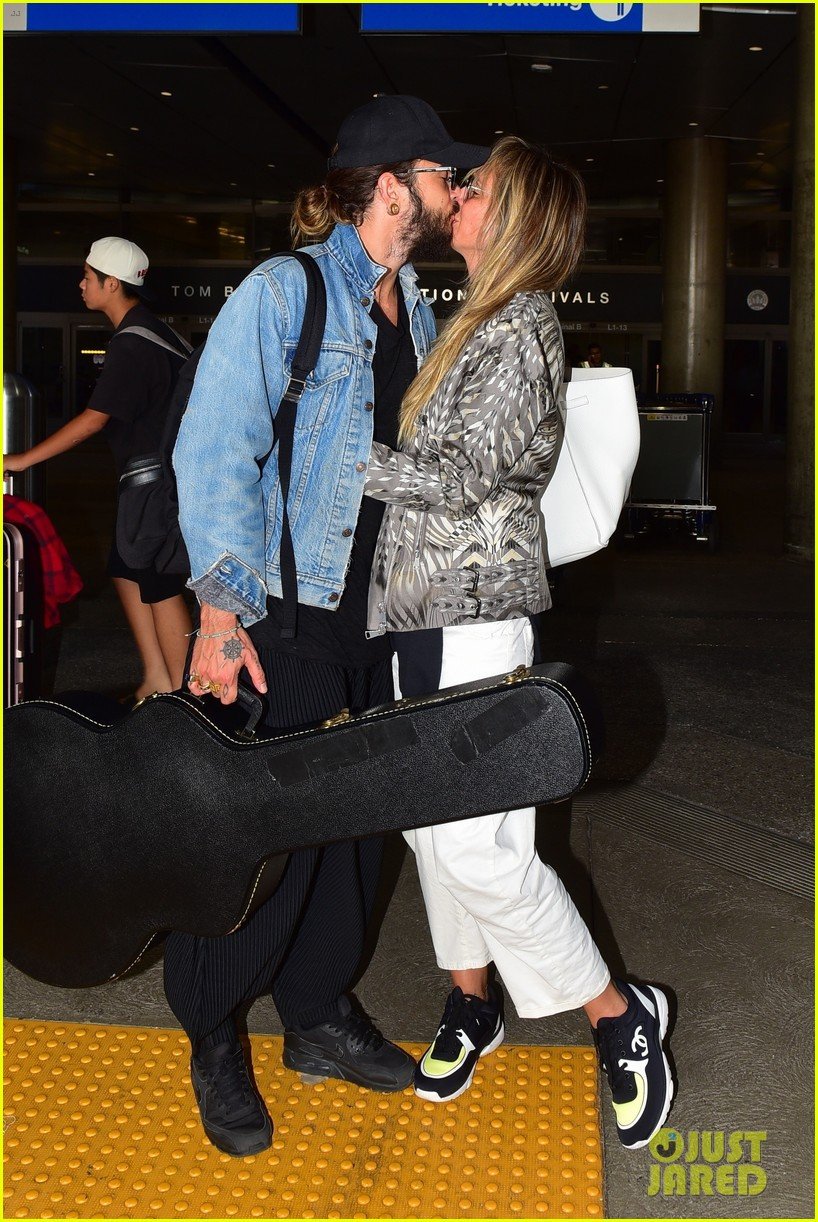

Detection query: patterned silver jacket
xmin=365 ymin=290 xmax=564 ymax=634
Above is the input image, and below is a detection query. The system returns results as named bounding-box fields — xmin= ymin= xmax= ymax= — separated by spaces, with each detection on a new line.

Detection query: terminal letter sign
xmin=361 ymin=5 xmax=700 ymax=35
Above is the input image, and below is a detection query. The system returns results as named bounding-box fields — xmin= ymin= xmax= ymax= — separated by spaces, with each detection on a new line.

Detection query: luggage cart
xmin=623 ymin=393 xmax=718 ymax=551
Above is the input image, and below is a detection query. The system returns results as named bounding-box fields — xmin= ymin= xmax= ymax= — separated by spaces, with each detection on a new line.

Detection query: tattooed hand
xmin=221 ymin=636 xmax=243 ymax=663
xmin=187 ymin=603 xmax=267 ymax=705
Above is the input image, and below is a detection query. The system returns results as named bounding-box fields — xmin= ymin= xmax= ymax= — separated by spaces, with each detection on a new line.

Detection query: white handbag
xmin=540 ymin=366 xmax=641 ymax=568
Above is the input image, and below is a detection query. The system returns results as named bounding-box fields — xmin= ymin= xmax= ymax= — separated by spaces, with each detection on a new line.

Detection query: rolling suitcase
xmin=4 ymin=522 xmax=26 ymax=706
xmin=3 ymin=517 xmax=43 ymax=706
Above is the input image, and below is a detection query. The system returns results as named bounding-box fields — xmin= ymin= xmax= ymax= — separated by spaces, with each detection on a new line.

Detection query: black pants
xmin=163 ymin=647 xmax=394 ymax=1053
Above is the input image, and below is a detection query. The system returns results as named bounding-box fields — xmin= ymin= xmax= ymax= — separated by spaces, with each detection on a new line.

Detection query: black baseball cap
xmin=328 ymin=95 xmax=489 ymax=171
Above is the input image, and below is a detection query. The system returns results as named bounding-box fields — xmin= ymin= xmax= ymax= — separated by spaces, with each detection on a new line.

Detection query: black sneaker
xmin=283 ymin=996 xmax=414 ymax=1092
xmin=414 ymin=986 xmax=504 ymax=1102
xmin=595 ymin=979 xmax=674 ymax=1150
xmin=190 ymin=1040 xmax=273 ymax=1157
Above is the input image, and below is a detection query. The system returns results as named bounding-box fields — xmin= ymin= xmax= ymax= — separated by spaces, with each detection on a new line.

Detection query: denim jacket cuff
xmin=187 ymin=552 xmax=268 ymax=626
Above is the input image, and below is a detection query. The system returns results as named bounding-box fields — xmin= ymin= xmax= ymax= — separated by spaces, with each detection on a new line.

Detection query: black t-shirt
xmin=250 ymin=285 xmax=418 ymax=666
xmin=89 ymin=303 xmax=188 ymax=475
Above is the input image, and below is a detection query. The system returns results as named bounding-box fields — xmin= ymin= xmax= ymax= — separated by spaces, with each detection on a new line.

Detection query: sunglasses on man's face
xmin=403 ymin=166 xmax=458 ymax=190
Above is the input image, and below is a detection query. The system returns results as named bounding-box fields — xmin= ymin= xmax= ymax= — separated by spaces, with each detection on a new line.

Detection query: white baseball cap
xmin=87 ymin=237 xmax=149 ymax=287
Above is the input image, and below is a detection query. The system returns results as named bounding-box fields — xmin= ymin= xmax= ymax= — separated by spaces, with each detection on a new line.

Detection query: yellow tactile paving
xmin=4 ymin=1019 xmax=604 ymax=1219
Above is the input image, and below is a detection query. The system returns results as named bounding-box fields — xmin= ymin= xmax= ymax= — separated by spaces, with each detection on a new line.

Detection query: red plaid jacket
xmin=4 ymin=494 xmax=83 ymax=628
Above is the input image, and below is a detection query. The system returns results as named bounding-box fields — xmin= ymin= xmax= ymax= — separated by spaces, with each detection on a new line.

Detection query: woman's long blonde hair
xmin=399 ymin=136 xmax=587 ymax=441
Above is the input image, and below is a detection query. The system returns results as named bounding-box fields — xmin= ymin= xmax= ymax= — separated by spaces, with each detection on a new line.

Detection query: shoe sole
xmin=281 ymin=1045 xmax=414 ymax=1092
xmin=200 ymin=1126 xmax=272 ymax=1158
xmin=619 ymin=986 xmax=674 ymax=1151
xmin=191 ymin=1066 xmax=273 ymax=1158
xmin=414 ymin=1021 xmax=505 ymax=1103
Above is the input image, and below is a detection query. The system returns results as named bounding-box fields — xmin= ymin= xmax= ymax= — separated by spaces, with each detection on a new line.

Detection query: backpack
xmin=116 ymin=251 xmax=327 ymax=638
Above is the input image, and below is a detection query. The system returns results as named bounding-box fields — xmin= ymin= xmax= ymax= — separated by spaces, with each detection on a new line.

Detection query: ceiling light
xmin=229 ymin=181 xmax=237 ymax=187
xmin=88 ymin=172 xmax=95 ymax=177
xmin=586 ymin=157 xmax=595 ymax=162
xmin=657 ymin=178 xmax=664 ymax=183
xmin=749 ymin=45 xmax=763 ymax=52
xmin=267 ymin=163 xmax=275 ymax=168
xmin=161 ymin=90 xmax=172 ymax=97
xmin=130 ymin=126 xmax=139 ymax=132
xmin=689 ymin=121 xmax=699 ymax=127
xmin=531 ymin=63 xmax=552 ymax=73
xmin=494 ymin=130 xmax=504 ymax=135
xmin=105 ymin=152 xmax=114 ymax=158
xmin=598 ymin=84 xmax=609 ymax=91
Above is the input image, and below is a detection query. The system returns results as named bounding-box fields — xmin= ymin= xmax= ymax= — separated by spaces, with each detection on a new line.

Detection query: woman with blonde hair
xmin=364 ymin=136 xmax=674 ymax=1150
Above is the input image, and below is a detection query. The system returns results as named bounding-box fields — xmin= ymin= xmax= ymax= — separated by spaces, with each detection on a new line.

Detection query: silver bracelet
xmin=185 ymin=625 xmax=241 ymax=640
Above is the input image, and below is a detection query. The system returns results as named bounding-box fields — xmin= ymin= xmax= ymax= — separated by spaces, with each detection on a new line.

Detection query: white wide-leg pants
xmin=395 ymin=619 xmax=610 ymax=1019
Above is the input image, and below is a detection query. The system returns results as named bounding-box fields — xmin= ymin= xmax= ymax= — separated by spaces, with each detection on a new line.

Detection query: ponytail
xmin=290 ymin=183 xmax=347 ymax=246
xmin=290 ymin=161 xmax=417 ymax=247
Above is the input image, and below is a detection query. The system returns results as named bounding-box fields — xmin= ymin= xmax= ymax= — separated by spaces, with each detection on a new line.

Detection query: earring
xmin=388 ymin=202 xmax=400 ymax=216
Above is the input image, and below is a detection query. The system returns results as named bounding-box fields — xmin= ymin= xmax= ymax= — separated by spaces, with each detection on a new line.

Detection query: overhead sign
xmin=417 ymin=268 xmax=664 ymax=322
xmin=16 ymin=265 xmax=252 ymax=314
xmin=416 ymin=269 xmax=789 ymax=325
xmin=17 ymin=266 xmax=788 ymax=327
xmin=4 ymin=3 xmax=300 ymax=33
xmin=727 ymin=275 xmax=789 ymax=326
xmin=361 ymin=4 xmax=700 ymax=35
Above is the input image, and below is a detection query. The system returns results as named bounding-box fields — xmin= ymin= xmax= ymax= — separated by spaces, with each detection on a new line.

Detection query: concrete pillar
xmin=660 ymin=137 xmax=728 ymax=439
xmin=784 ymin=6 xmax=814 ymax=559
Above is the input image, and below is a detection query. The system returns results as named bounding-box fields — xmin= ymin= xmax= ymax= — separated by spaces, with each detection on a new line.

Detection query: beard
xmin=402 ymin=195 xmax=455 ymax=263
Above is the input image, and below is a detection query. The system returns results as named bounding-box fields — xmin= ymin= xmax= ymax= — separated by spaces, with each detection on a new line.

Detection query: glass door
xmin=723 ymin=333 xmax=788 ymax=443
xmin=723 ymin=339 xmax=765 ymax=434
xmin=19 ymin=326 xmax=64 ymax=420
xmin=73 ymin=324 xmax=113 ymax=412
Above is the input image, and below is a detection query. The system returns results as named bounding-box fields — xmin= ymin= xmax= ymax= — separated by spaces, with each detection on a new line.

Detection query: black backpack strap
xmin=116 ymin=324 xmax=193 ymax=359
xmin=272 ymin=250 xmax=327 ymax=638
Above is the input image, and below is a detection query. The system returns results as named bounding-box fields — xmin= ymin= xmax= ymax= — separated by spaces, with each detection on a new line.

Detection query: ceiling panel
xmin=4 ymin=3 xmax=800 ymax=206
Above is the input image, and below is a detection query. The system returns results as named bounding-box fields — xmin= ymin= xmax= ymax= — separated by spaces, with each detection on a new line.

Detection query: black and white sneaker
xmin=595 ymin=979 xmax=674 ymax=1149
xmin=414 ymin=986 xmax=505 ymax=1102
xmin=190 ymin=1040 xmax=273 ymax=1157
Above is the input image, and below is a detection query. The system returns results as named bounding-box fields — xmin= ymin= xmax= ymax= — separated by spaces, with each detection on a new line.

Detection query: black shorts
xmin=107 ymin=537 xmax=187 ymax=605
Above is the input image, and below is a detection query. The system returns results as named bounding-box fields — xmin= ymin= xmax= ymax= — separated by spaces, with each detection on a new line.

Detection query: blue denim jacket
xmin=173 ymin=224 xmax=436 ymax=625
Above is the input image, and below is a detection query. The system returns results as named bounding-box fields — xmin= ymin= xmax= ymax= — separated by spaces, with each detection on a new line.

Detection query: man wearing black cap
xmin=168 ymin=96 xmax=488 ymax=1157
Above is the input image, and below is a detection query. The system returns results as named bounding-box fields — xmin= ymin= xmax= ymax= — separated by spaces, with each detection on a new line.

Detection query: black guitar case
xmin=4 ymin=662 xmax=602 ymax=989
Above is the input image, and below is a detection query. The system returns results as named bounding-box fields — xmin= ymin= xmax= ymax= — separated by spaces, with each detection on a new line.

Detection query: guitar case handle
xmin=233 ymin=681 xmax=265 ymax=738
xmin=191 ymin=679 xmax=265 ymax=740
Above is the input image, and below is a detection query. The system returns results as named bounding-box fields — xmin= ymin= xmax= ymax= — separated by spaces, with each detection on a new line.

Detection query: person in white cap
xmin=4 ymin=236 xmax=192 ymax=698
